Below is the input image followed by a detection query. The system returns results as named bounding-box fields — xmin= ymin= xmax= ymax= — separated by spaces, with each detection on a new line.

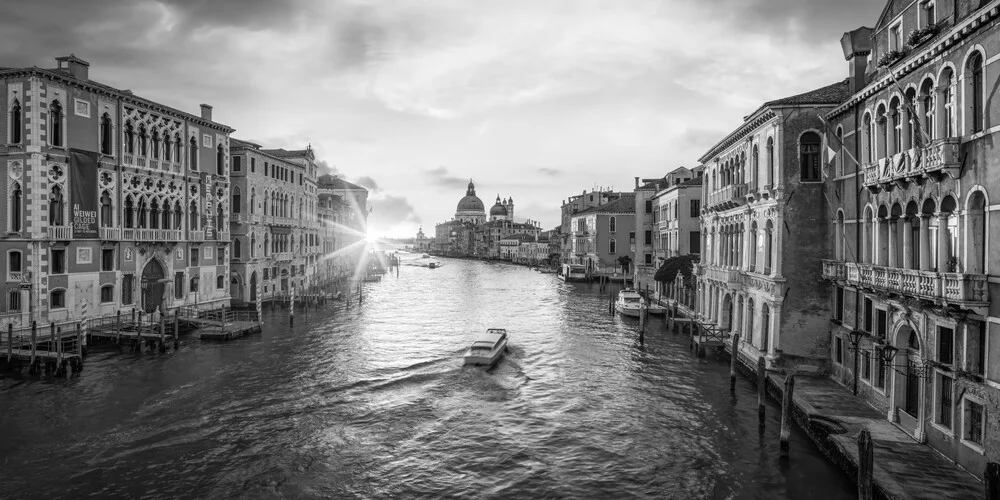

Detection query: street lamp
xmin=846 ymin=329 xmax=866 ymax=395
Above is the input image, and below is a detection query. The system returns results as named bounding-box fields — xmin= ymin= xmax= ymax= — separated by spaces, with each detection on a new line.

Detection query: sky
xmin=0 ymin=0 xmax=884 ymax=237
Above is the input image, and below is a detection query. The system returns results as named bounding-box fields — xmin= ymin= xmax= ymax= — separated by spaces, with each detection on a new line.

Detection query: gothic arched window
xmin=49 ymin=100 xmax=63 ymax=147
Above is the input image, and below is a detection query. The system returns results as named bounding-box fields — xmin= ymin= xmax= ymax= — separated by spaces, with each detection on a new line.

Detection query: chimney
xmin=634 ymin=177 xmax=640 ymax=189
xmin=841 ymin=27 xmax=874 ymax=94
xmin=55 ymin=54 xmax=89 ymax=81
xmin=200 ymin=104 xmax=213 ymax=121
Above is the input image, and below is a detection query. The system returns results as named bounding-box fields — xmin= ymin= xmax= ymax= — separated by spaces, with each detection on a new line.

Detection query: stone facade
xmin=821 ymin=0 xmax=1000 ymax=478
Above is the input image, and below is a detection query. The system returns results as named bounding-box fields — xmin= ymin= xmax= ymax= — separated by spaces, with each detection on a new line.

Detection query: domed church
xmin=455 ymin=179 xmax=486 ymax=224
xmin=489 ymin=195 xmax=514 ymax=222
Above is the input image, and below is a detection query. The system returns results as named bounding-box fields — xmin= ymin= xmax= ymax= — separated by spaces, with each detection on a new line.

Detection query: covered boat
xmin=463 ymin=328 xmax=509 ymax=366
xmin=616 ymin=289 xmax=643 ymax=318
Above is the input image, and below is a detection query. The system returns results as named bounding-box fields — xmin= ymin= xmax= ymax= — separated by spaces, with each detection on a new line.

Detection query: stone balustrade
xmin=843 ymin=262 xmax=987 ymax=305
xmin=861 ymin=138 xmax=961 ymax=188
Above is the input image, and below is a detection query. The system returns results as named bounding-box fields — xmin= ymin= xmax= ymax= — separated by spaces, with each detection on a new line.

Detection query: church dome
xmin=490 ymin=200 xmax=508 ymax=216
xmin=457 ymin=195 xmax=484 ymax=212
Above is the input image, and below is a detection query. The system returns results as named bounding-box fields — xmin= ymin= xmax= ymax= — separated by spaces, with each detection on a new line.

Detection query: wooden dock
xmin=174 ymin=307 xmax=261 ymax=340
xmin=0 ymin=322 xmax=86 ymax=377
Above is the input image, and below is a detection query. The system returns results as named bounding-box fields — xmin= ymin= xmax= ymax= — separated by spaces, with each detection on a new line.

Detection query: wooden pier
xmin=175 ymin=307 xmax=262 ymax=340
xmin=0 ymin=322 xmax=86 ymax=377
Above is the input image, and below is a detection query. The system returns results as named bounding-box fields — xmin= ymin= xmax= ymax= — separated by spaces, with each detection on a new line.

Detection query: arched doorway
xmin=141 ymin=258 xmax=166 ymax=313
xmin=721 ymin=293 xmax=733 ymax=331
xmin=892 ymin=324 xmax=923 ymax=437
xmin=249 ymin=271 xmax=258 ymax=302
xmin=230 ymin=273 xmax=243 ymax=302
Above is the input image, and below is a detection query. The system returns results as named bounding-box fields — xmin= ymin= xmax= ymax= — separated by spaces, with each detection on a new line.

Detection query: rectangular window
xmin=644 ymin=253 xmax=652 ymax=265
xmin=51 ymin=249 xmax=66 ymax=274
xmin=938 ymin=326 xmax=954 ymax=365
xmin=690 ymin=200 xmax=700 ymax=217
xmin=629 ymin=232 xmax=635 ymax=244
xmin=190 ymin=248 xmax=199 ymax=267
xmin=122 ymin=274 xmax=134 ymax=305
xmin=251 ymin=157 xmax=256 ymax=173
xmin=963 ymin=399 xmax=984 ymax=446
xmin=874 ymin=347 xmax=886 ymax=389
xmin=863 ymin=297 xmax=873 ymax=332
xmin=9 ymin=252 xmax=21 ymax=273
xmin=861 ymin=349 xmax=871 ymax=380
xmin=50 ymin=290 xmax=66 ymax=309
xmin=217 ymin=246 xmax=225 ymax=265
xmin=967 ymin=320 xmax=985 ymax=377
xmin=8 ymin=290 xmax=21 ymax=312
xmin=101 ymin=248 xmax=114 ymax=271
xmin=889 ymin=22 xmax=902 ymax=51
xmin=644 ymin=200 xmax=652 ymax=214
xmin=174 ymin=272 xmax=184 ymax=299
xmin=690 ymin=231 xmax=700 ymax=254
xmin=644 ymin=230 xmax=652 ymax=245
xmin=875 ymin=308 xmax=887 ymax=340
xmin=835 ymin=287 xmax=844 ymax=321
xmin=263 ymin=268 xmax=269 ymax=280
xmin=835 ymin=336 xmax=843 ymax=364
xmin=100 ymin=285 xmax=113 ymax=303
xmin=936 ymin=374 xmax=953 ymax=429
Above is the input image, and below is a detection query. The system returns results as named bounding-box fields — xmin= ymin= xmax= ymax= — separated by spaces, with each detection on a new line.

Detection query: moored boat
xmin=561 ymin=264 xmax=588 ymax=282
xmin=463 ymin=328 xmax=509 ymax=366
xmin=615 ymin=289 xmax=643 ymax=317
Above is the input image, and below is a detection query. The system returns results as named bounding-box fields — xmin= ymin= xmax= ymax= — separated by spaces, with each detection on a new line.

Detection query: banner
xmin=69 ymin=149 xmax=100 ymax=238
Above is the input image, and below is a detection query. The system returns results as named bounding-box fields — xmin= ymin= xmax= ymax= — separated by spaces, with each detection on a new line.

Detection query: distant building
xmin=414 ymin=226 xmax=431 ymax=251
xmin=559 ymin=189 xmax=626 ymax=264
xmin=633 ymin=166 xmax=704 ymax=289
xmin=569 ymin=195 xmax=636 ymax=275
xmin=433 ymin=180 xmax=539 ymax=258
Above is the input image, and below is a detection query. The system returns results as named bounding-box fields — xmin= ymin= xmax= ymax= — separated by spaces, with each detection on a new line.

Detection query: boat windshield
xmin=624 ymin=297 xmax=640 ymax=303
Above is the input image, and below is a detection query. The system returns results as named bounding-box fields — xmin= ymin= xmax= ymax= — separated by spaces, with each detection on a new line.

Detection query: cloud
xmin=369 ymin=194 xmax=421 ymax=236
xmin=537 ymin=167 xmax=560 ymax=176
xmin=314 ymin=160 xmax=338 ymax=177
xmin=424 ymin=167 xmax=469 ymax=190
xmin=354 ymin=176 xmax=380 ymax=192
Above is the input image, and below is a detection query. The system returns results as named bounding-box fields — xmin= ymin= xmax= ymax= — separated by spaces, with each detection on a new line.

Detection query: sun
xmin=365 ymin=233 xmax=378 ymax=244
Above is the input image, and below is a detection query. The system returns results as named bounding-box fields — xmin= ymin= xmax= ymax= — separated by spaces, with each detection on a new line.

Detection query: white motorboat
xmin=616 ymin=289 xmax=643 ymax=318
xmin=463 ymin=328 xmax=509 ymax=367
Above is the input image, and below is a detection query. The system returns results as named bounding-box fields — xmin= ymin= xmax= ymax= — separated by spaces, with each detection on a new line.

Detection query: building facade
xmin=317 ymin=175 xmax=370 ymax=280
xmin=696 ymin=80 xmax=850 ymax=370
xmin=228 ymin=139 xmax=322 ymax=305
xmin=821 ymin=0 xmax=1000 ymax=476
xmin=1 ymin=55 xmax=234 ymax=326
xmin=569 ymin=196 xmax=636 ymax=274
xmin=559 ymin=189 xmax=623 ymax=264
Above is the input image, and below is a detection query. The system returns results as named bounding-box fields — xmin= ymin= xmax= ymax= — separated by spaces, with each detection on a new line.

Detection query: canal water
xmin=0 ymin=257 xmax=853 ymax=499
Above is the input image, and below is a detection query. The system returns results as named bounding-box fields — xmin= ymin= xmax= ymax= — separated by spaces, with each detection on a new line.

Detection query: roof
xmin=262 ymin=148 xmax=310 ymax=158
xmin=318 ymin=175 xmax=366 ymax=191
xmin=575 ymin=195 xmax=636 ymax=216
xmin=230 ymin=137 xmax=261 ymax=149
xmin=681 ymin=176 xmax=703 ymax=187
xmin=700 ymin=80 xmax=850 ymax=162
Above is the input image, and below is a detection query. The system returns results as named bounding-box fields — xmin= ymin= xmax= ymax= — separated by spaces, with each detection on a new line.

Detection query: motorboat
xmin=463 ymin=328 xmax=509 ymax=367
xmin=616 ymin=289 xmax=643 ymax=318
xmin=561 ymin=264 xmax=588 ymax=282
xmin=428 ymin=262 xmax=438 ymax=269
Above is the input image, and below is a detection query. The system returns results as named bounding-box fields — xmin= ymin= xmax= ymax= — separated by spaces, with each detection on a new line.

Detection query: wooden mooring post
xmin=757 ymin=356 xmax=767 ymax=428
xmin=76 ymin=323 xmax=83 ymax=361
xmin=858 ymin=429 xmax=873 ymax=500
xmin=729 ymin=332 xmax=740 ymax=391
xmin=29 ymin=321 xmax=37 ymax=373
xmin=6 ymin=323 xmax=11 ymax=363
xmin=173 ymin=309 xmax=180 ymax=349
xmin=159 ymin=315 xmax=166 ymax=353
xmin=986 ymin=462 xmax=1000 ymax=500
xmin=779 ymin=374 xmax=795 ymax=457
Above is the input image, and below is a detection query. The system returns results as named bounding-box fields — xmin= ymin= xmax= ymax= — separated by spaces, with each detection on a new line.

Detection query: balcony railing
xmin=189 ymin=230 xmax=206 ymax=242
xmin=703 ymin=266 xmax=742 ymax=290
xmin=123 ymin=153 xmax=135 ymax=166
xmin=862 ymin=138 xmax=961 ymax=189
xmin=215 ymin=231 xmax=231 ymax=242
xmin=230 ymin=213 xmax=245 ymax=224
xmin=100 ymin=227 xmax=122 ymax=240
xmin=821 ymin=259 xmax=847 ymax=281
xmin=275 ymin=252 xmax=292 ymax=262
xmin=844 ymin=262 xmax=988 ymax=306
xmin=46 ymin=225 xmax=73 ymax=240
xmin=120 ymin=228 xmax=184 ymax=241
xmin=7 ymin=271 xmax=23 ymax=282
xmin=705 ymin=183 xmax=748 ymax=211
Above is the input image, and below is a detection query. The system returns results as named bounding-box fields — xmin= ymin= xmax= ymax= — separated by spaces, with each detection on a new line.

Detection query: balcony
xmin=275 ymin=252 xmax=292 ymax=262
xmin=862 ymin=139 xmax=961 ymax=190
xmin=148 ymin=159 xmax=160 ymax=170
xmin=230 ymin=213 xmax=245 ymax=224
xmin=7 ymin=271 xmax=23 ymax=282
xmin=189 ymin=230 xmax=206 ymax=242
xmin=704 ymin=266 xmax=742 ymax=291
xmin=121 ymin=228 xmax=184 ymax=241
xmin=821 ymin=259 xmax=847 ymax=281
xmin=705 ymin=183 xmax=748 ymax=211
xmin=844 ymin=262 xmax=988 ymax=307
xmin=100 ymin=227 xmax=122 ymax=240
xmin=215 ymin=231 xmax=231 ymax=242
xmin=46 ymin=225 xmax=73 ymax=240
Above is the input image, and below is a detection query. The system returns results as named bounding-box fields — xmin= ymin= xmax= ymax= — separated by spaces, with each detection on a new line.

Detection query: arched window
xmin=609 ymin=216 xmax=617 ymax=233
xmin=233 ymin=187 xmax=242 ymax=213
xmin=189 ymin=136 xmax=198 ymax=170
xmin=9 ymin=100 xmax=22 ymax=144
xmin=876 ymin=105 xmax=888 ymax=158
xmin=264 ymin=234 xmax=269 ymax=256
xmin=941 ymin=69 xmax=955 ymax=138
xmin=609 ymin=238 xmax=617 ymax=254
xmin=151 ymin=130 xmax=160 ymax=159
xmin=761 ymin=303 xmax=770 ymax=352
xmin=137 ymin=197 xmax=148 ymax=228
xmin=234 ymin=238 xmax=242 ymax=259
xmin=100 ymin=113 xmax=113 ymax=155
xmin=189 ymin=201 xmax=199 ymax=230
xmin=174 ymin=133 xmax=182 ymax=162
xmin=766 ymin=137 xmax=774 ymax=186
xmin=173 ymin=201 xmax=182 ymax=229
xmin=920 ymin=79 xmax=935 ymax=143
xmin=263 ymin=190 xmax=269 ymax=216
xmin=968 ymin=53 xmax=985 ymax=133
xmin=163 ymin=133 xmax=171 ymax=162
xmin=216 ymin=144 xmax=224 ymax=175
xmin=834 ymin=126 xmax=843 ymax=176
xmin=162 ymin=201 xmax=171 ymax=229
xmin=216 ymin=203 xmax=224 ymax=230
xmin=250 ymin=234 xmax=256 ymax=258
xmin=746 ymin=298 xmax=755 ymax=346
xmin=862 ymin=111 xmax=873 ymax=162
xmin=10 ymin=182 xmax=22 ymax=232
xmin=799 ymin=131 xmax=821 ymax=182
xmin=124 ymin=121 xmax=135 ymax=154
xmin=749 ymin=221 xmax=758 ymax=272
xmin=904 ymin=89 xmax=916 ymax=149
xmin=751 ymin=145 xmax=759 ymax=188
xmin=764 ymin=220 xmax=774 ymax=274
xmin=138 ymin=124 xmax=148 ymax=156
xmin=889 ymin=98 xmax=901 ymax=155
xmin=49 ymin=185 xmax=65 ymax=226
xmin=217 ymin=275 xmax=224 ymax=290
xmin=100 ymin=190 xmax=113 ymax=227
xmin=49 ymin=100 xmax=63 ymax=147
xmin=124 ymin=195 xmax=135 ymax=228
xmin=250 ymin=188 xmax=256 ymax=214
xmin=149 ymin=199 xmax=160 ymax=229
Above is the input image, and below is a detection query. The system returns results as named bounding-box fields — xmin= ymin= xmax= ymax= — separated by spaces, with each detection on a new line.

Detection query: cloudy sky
xmin=1 ymin=0 xmax=882 ymax=236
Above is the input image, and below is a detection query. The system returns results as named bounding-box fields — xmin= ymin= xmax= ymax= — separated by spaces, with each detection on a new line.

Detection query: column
xmin=901 ymin=106 xmax=911 ymax=151
xmin=937 ymin=213 xmax=950 ymax=272
xmin=919 ymin=216 xmax=931 ymax=271
xmin=902 ymin=216 xmax=914 ymax=269
xmin=887 ymin=218 xmax=898 ymax=268
xmin=745 ymin=224 xmax=753 ymax=268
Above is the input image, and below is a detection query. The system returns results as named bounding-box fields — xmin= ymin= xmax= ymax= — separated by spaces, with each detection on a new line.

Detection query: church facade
xmin=433 ymin=180 xmax=541 ymax=258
